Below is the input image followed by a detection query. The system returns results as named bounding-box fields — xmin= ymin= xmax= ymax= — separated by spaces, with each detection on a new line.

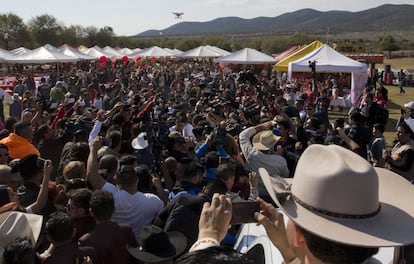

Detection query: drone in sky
xmin=172 ymin=12 xmax=184 ymax=19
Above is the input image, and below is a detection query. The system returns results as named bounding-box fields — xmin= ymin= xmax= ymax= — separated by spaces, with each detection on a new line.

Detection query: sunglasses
xmin=65 ymin=178 xmax=88 ymax=190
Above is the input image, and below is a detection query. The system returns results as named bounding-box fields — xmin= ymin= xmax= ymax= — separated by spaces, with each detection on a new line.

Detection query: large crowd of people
xmin=0 ymin=58 xmax=414 ymax=264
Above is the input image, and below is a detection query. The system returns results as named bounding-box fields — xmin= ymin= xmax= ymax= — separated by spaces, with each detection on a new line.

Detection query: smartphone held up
xmin=231 ymin=201 xmax=260 ymax=225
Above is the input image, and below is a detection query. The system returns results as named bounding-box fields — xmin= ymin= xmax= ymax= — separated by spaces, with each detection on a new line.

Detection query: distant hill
xmin=135 ymin=4 xmax=414 ymax=37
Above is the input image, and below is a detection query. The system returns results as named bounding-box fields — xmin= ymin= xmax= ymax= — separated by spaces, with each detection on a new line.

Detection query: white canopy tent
xmin=80 ymin=46 xmax=113 ymax=59
xmin=10 ymin=47 xmax=31 ymax=55
xmin=214 ymin=48 xmax=276 ymax=64
xmin=164 ymin=48 xmax=183 ymax=56
xmin=205 ymin=45 xmax=231 ymax=56
xmin=5 ymin=46 xmax=80 ymax=64
xmin=288 ymin=44 xmax=368 ymax=104
xmin=102 ymin=46 xmax=124 ymax=59
xmin=58 ymin=45 xmax=95 ymax=60
xmin=42 ymin=44 xmax=59 ymax=52
xmin=176 ymin=46 xmax=222 ymax=58
xmin=119 ymin=48 xmax=133 ymax=55
xmin=130 ymin=46 xmax=174 ymax=58
xmin=0 ymin=48 xmax=11 ymax=62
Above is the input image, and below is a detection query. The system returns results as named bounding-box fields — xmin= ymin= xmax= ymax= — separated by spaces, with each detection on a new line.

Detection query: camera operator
xmin=164 ymin=131 xmax=192 ymax=162
xmin=240 ymin=97 xmax=261 ymax=125
xmin=195 ymin=123 xmax=228 ymax=166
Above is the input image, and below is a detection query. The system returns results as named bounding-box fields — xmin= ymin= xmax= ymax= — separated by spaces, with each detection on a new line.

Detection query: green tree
xmin=60 ymin=26 xmax=80 ymax=47
xmin=84 ymin=26 xmax=99 ymax=47
xmin=28 ymin=14 xmax=64 ymax=46
xmin=95 ymin=26 xmax=114 ymax=47
xmin=288 ymin=32 xmax=311 ymax=46
xmin=0 ymin=13 xmax=31 ymax=49
xmin=84 ymin=26 xmax=114 ymax=47
xmin=380 ymin=35 xmax=399 ymax=59
xmin=174 ymin=37 xmax=202 ymax=51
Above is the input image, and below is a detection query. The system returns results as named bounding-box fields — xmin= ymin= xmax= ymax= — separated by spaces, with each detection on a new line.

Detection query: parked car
xmin=234 ymin=213 xmax=396 ymax=264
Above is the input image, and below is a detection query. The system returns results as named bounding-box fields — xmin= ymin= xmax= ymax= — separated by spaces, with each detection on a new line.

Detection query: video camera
xmin=238 ymin=70 xmax=258 ymax=86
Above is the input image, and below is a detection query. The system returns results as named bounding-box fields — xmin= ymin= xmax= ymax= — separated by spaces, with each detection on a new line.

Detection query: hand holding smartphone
xmin=231 ymin=201 xmax=260 ymax=224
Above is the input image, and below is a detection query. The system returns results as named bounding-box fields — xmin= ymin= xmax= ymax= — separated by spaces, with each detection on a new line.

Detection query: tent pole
xmin=309 ymin=60 xmax=317 ymax=93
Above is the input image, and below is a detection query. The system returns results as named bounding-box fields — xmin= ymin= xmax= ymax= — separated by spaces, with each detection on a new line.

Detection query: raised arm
xmin=255 ymin=198 xmax=298 ymax=264
xmin=189 ymin=193 xmax=232 ymax=252
xmin=336 ymin=127 xmax=360 ymax=151
xmin=88 ymin=110 xmax=106 ymax=146
xmin=27 ymin=159 xmax=52 ymax=214
xmin=30 ymin=102 xmax=44 ymax=128
xmin=86 ymin=137 xmax=105 ymax=190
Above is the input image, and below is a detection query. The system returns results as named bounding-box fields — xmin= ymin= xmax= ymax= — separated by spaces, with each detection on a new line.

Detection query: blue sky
xmin=2 ymin=0 xmax=412 ymax=36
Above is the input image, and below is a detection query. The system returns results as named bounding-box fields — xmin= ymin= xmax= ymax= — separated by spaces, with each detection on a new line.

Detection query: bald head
xmin=164 ymin=157 xmax=177 ymax=172
xmin=99 ymin=154 xmax=118 ymax=176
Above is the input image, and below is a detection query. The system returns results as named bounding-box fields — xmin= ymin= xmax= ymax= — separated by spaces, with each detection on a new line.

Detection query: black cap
xmin=18 ymin=154 xmax=40 ymax=178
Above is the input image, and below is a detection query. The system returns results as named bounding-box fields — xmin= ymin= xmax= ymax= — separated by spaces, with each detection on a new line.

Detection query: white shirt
xmin=169 ymin=123 xmax=195 ymax=139
xmin=93 ymin=98 xmax=103 ymax=110
xmin=103 ymin=182 xmax=164 ymax=242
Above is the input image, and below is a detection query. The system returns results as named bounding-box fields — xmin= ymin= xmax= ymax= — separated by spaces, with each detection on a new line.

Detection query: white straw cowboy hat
xmin=259 ymin=144 xmax=414 ymax=247
xmin=0 ymin=211 xmax=43 ymax=257
xmin=12 ymin=93 xmax=22 ymax=101
xmin=252 ymin=130 xmax=280 ymax=151
xmin=131 ymin=132 xmax=149 ymax=150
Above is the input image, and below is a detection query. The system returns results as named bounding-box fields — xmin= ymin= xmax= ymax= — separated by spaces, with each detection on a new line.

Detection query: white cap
xmin=404 ymin=101 xmax=414 ymax=110
xmin=404 ymin=117 xmax=414 ymax=134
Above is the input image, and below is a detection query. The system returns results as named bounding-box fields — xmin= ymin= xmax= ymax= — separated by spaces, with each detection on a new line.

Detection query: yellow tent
xmin=273 ymin=40 xmax=323 ymax=72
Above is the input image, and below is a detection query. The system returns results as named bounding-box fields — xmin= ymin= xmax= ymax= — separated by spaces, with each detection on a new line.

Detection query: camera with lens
xmin=212 ymin=126 xmax=227 ymax=146
xmin=238 ymin=70 xmax=258 ymax=85
xmin=243 ymin=103 xmax=261 ymax=121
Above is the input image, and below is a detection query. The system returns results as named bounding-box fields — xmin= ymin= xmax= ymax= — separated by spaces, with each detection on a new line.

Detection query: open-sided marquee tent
xmin=288 ymin=43 xmax=368 ymax=104
xmin=273 ymin=40 xmax=323 ymax=72
xmin=213 ymin=48 xmax=276 ymax=64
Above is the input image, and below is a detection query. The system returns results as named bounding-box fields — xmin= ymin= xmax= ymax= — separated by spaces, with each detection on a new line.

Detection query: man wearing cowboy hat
xmin=127 ymin=225 xmax=187 ymax=264
xmin=398 ymin=101 xmax=414 ymax=133
xmin=239 ymin=120 xmax=289 ymax=205
xmin=1 ymin=211 xmax=43 ymax=263
xmin=257 ymin=144 xmax=414 ymax=263
xmin=239 ymin=120 xmax=289 ymax=178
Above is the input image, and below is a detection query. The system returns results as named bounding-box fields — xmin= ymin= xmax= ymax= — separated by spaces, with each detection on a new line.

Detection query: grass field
xmin=378 ymin=57 xmax=414 ymax=71
xmin=329 ymin=84 xmax=414 ymax=148
xmin=361 ymin=57 xmax=414 ymax=147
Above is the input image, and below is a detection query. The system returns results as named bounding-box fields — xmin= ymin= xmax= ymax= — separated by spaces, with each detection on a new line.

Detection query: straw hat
xmin=0 ymin=211 xmax=43 ymax=257
xmin=259 ymin=144 xmax=414 ymax=247
xmin=252 ymin=130 xmax=280 ymax=150
xmin=131 ymin=132 xmax=149 ymax=150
